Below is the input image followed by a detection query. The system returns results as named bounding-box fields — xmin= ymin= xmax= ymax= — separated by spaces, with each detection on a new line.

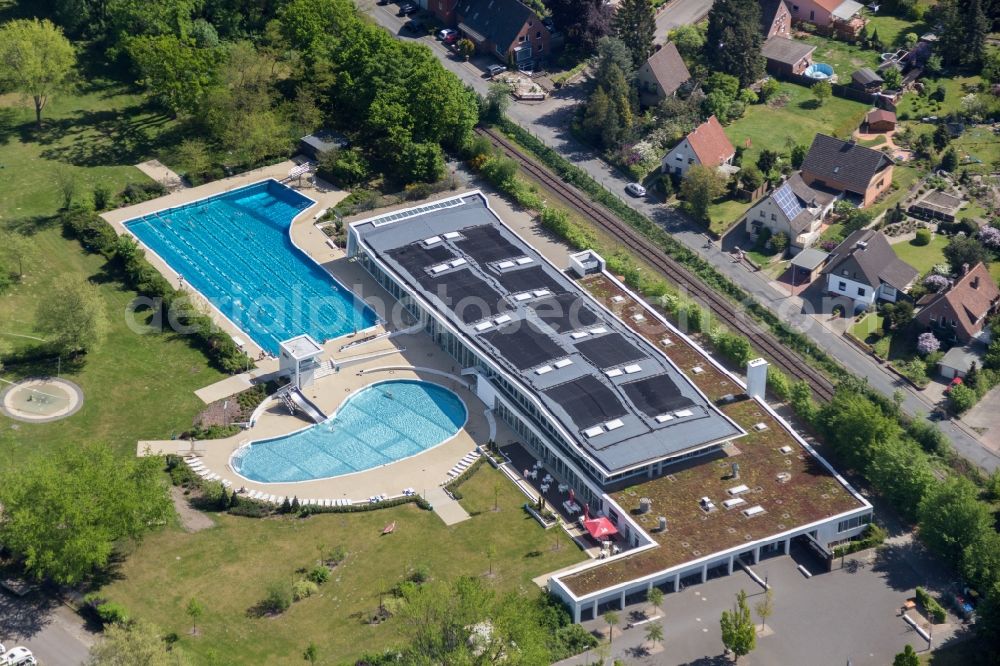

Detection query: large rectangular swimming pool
xmin=125 ymin=180 xmax=376 ymax=353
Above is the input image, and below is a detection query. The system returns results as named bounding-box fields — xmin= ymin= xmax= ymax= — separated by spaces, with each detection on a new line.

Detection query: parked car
xmin=0 ymin=647 xmax=37 ymax=666
xmin=438 ymin=28 xmax=458 ymax=41
xmin=625 ymin=182 xmax=647 ymax=197
xmin=398 ymin=2 xmax=418 ymax=15
xmin=944 ymin=376 xmax=963 ymax=394
xmin=487 ymin=64 xmax=506 ymax=78
xmin=403 ymin=18 xmax=424 ymax=33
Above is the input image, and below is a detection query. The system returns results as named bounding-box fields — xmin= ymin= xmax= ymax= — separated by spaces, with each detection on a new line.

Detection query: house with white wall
xmin=821 ymin=229 xmax=918 ymax=312
xmin=745 ymin=172 xmax=838 ymax=253
xmin=660 ymin=116 xmax=737 ymax=179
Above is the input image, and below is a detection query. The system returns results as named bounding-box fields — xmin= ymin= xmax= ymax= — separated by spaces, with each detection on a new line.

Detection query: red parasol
xmin=568 ymin=488 xmax=575 ymax=502
xmin=583 ymin=516 xmax=618 ymax=541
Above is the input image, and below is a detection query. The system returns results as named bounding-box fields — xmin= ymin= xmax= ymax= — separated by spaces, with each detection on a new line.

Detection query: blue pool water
xmin=232 ymin=380 xmax=467 ymax=483
xmin=125 ymin=180 xmax=376 ymax=354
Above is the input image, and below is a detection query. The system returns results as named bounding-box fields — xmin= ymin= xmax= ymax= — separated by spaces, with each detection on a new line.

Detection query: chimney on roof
xmin=972 ymin=275 xmax=980 ymax=289
xmin=856 ymin=241 xmax=868 ymax=250
xmin=746 ymin=357 xmax=768 ymax=400
xmin=962 ymin=263 xmax=970 ymax=276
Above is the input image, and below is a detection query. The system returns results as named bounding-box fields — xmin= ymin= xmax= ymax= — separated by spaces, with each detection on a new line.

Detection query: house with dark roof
xmin=822 ymin=229 xmax=918 ymax=311
xmin=915 ymin=263 xmax=1000 ymax=346
xmin=851 ymin=68 xmax=884 ymax=92
xmin=789 ymin=0 xmax=865 ymax=36
xmin=745 ymin=172 xmax=838 ymax=252
xmin=660 ymin=116 xmax=737 ymax=179
xmin=636 ymin=43 xmax=691 ymax=107
xmin=761 ymin=0 xmax=793 ymax=38
xmin=428 ymin=0 xmax=459 ymax=25
xmin=800 ymin=134 xmax=894 ymax=208
xmin=455 ymin=0 xmax=550 ymax=68
xmin=761 ymin=36 xmax=816 ymax=76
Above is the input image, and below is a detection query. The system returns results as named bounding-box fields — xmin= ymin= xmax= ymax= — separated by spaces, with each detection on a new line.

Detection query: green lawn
xmin=0 ymin=80 xmax=223 ymax=470
xmin=950 ymin=125 xmax=1000 ymax=174
xmin=101 ymin=465 xmax=586 ymax=664
xmin=724 ymin=82 xmax=870 ymax=168
xmin=707 ymin=197 xmax=752 ymax=235
xmin=896 ymin=76 xmax=983 ymax=120
xmin=890 ymin=233 xmax=947 ymax=275
xmin=866 ymin=15 xmax=926 ymax=50
xmin=800 ymin=34 xmax=882 ymax=83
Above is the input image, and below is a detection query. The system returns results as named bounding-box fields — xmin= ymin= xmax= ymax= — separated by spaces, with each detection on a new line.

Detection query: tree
xmin=303 ymin=642 xmax=319 ymax=664
xmin=604 ymin=610 xmax=619 ymax=644
xmin=933 ymin=124 xmax=951 ymax=152
xmin=754 ymin=588 xmax=773 ymax=631
xmin=669 ymin=24 xmax=706 ymax=62
xmin=680 ymin=165 xmax=727 ymax=222
xmin=881 ymin=301 xmax=914 ymax=331
xmin=968 ymin=0 xmax=989 ymax=69
xmin=940 ymin=147 xmax=958 ymax=172
xmin=549 ymin=0 xmax=612 ymax=54
xmin=756 ymin=149 xmax=780 ymax=177
xmin=86 ymin=619 xmax=181 ymax=666
xmin=594 ymin=36 xmax=633 ymax=83
xmin=720 ymin=589 xmax=756 ymax=662
xmin=0 ymin=443 xmax=172 ymax=584
xmin=917 ymin=332 xmax=940 ymax=356
xmin=944 ymin=235 xmax=990 ymax=274
xmin=811 ymin=79 xmax=832 ymax=106
xmin=486 ymin=542 xmax=497 ymax=576
xmin=647 ymin=586 xmax=664 ymax=618
xmin=918 ymin=476 xmax=992 ymax=562
xmin=126 ymin=34 xmax=217 ymax=116
xmin=483 ymin=82 xmax=511 ymax=123
xmin=457 ymin=38 xmax=475 ymax=60
xmin=948 ymin=382 xmax=978 ymax=413
xmin=644 ymin=621 xmax=665 ymax=650
xmin=881 ymin=65 xmax=902 ymax=89
xmin=705 ymin=0 xmax=765 ymax=86
xmin=962 ymin=529 xmax=1000 ymax=591
xmin=0 ymin=19 xmax=76 ymax=127
xmin=613 ymin=0 xmax=656 ymax=68
xmin=35 ymin=276 xmax=109 ymax=354
xmin=893 ymin=645 xmax=920 ymax=666
xmin=0 ymin=231 xmax=30 ymax=279
xmin=186 ymin=598 xmax=204 ymax=635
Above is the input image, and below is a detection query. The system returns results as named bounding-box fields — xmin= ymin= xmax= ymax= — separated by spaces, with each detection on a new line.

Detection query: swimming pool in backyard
xmin=124 ymin=180 xmax=376 ymax=354
xmin=231 ymin=380 xmax=468 ymax=483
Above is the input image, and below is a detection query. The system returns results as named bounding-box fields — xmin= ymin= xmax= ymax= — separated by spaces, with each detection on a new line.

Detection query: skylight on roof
xmin=497 ymin=260 xmax=515 ymax=269
xmin=570 ymin=331 xmax=589 ymax=339
xmin=605 ymin=368 xmax=624 ymax=378
xmin=623 ymin=364 xmax=642 ymax=374
xmin=589 ymin=327 xmax=608 ymax=335
xmin=474 ymin=321 xmax=492 ymax=332
xmin=450 ymin=258 xmax=467 ymax=268
xmin=533 ymin=289 xmax=551 ymax=297
xmin=443 ymin=231 xmax=462 ymax=239
xmin=554 ymin=358 xmax=573 ymax=369
xmin=604 ymin=418 xmax=625 ymax=431
xmin=632 ymin=314 xmax=647 ymax=322
xmin=535 ymin=365 xmax=553 ymax=375
xmin=430 ymin=264 xmax=449 ymax=274
xmin=424 ymin=236 xmax=442 ymax=246
xmin=583 ymin=425 xmax=605 ymax=438
xmin=513 ymin=293 xmax=531 ymax=301
xmin=494 ymin=314 xmax=512 ymax=325
xmin=674 ymin=409 xmax=694 ymax=418
xmin=515 ymin=257 xmax=533 ymax=265
xmin=743 ymin=505 xmax=765 ymax=517
xmin=655 ymin=413 xmax=674 ymax=423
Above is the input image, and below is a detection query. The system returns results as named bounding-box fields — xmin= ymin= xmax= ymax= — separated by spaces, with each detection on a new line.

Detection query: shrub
xmin=93 ymin=183 xmax=113 ymax=211
xmin=317 ymin=148 xmax=371 ymax=187
xmin=307 ymin=566 xmax=330 ymax=585
xmin=923 ymin=274 xmax=950 ymax=292
xmin=259 ymin=585 xmax=292 ymax=615
xmin=96 ymin=601 xmax=130 ymax=626
xmin=917 ymin=332 xmax=940 ymax=356
xmin=119 ymin=181 xmax=166 ymax=206
xmin=292 ymin=579 xmax=319 ymax=601
xmin=948 ymin=383 xmax=977 ymax=413
xmin=913 ymin=228 xmax=931 ymax=246
xmin=915 ymin=587 xmax=948 ymax=623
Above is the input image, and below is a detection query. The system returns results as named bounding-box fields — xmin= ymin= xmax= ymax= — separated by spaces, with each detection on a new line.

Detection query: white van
xmin=0 ymin=647 xmax=37 ymax=666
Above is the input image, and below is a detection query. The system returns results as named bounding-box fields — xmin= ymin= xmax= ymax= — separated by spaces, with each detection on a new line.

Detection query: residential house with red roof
xmin=660 ymin=116 xmax=737 ymax=179
xmin=915 ymin=263 xmax=1000 ymax=346
xmin=760 ymin=0 xmax=793 ymax=38
xmin=789 ymin=0 xmax=865 ymax=36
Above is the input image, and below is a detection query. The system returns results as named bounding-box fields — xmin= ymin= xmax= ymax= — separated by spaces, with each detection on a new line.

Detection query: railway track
xmin=475 ymin=125 xmax=837 ymax=403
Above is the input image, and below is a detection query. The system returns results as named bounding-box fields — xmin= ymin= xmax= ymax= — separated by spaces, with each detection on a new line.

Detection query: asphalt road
xmin=655 ymin=0 xmax=714 ymax=36
xmin=0 ymin=592 xmax=93 ymax=665
xmin=360 ymin=1 xmax=1000 ymax=473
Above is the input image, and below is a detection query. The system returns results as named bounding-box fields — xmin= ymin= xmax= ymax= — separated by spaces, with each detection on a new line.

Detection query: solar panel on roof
xmin=772 ymin=183 xmax=804 ymax=220
xmin=543 ymin=375 xmax=628 ymax=430
xmin=480 ymin=321 xmax=564 ymax=370
xmin=574 ymin=333 xmax=646 ymax=369
xmin=496 ymin=266 xmax=565 ymax=296
xmin=622 ymin=374 xmax=694 ymax=418
xmin=530 ymin=293 xmax=600 ymax=333
xmin=413 ymin=269 xmax=503 ymax=324
xmin=388 ymin=243 xmax=455 ymax=276
xmin=455 ymin=225 xmax=522 ymax=263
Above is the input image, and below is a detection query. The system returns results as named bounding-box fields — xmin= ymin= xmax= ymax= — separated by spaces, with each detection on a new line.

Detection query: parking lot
xmin=559 ymin=541 xmax=967 ymax=665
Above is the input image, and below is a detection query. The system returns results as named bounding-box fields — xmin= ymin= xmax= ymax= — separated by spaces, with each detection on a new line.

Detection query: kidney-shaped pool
xmin=232 ymin=379 xmax=468 ymax=483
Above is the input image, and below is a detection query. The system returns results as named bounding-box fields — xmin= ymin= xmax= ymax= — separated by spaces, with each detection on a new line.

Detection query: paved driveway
xmin=656 ymin=0 xmax=714 ymax=36
xmin=0 ymin=591 xmax=93 ymax=665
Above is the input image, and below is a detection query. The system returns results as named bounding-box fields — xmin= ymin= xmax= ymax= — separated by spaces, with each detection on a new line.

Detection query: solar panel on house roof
xmin=772 ymin=182 xmax=804 ymax=220
xmin=480 ymin=321 xmax=565 ymax=370
xmin=495 ymin=266 xmax=565 ymax=296
xmin=622 ymin=374 xmax=695 ymax=419
xmin=543 ymin=375 xmax=629 ymax=431
xmin=530 ymin=293 xmax=600 ymax=333
xmin=454 ymin=225 xmax=522 ymax=263
xmin=574 ymin=333 xmax=646 ymax=369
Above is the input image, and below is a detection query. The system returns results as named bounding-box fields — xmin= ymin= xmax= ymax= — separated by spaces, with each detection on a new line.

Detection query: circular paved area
xmin=1 ymin=378 xmax=84 ymax=423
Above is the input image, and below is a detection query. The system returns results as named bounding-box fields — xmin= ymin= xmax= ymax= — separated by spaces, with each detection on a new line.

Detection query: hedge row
xmin=62 ymin=208 xmax=253 ymax=374
xmin=444 ymin=455 xmax=487 ymax=500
